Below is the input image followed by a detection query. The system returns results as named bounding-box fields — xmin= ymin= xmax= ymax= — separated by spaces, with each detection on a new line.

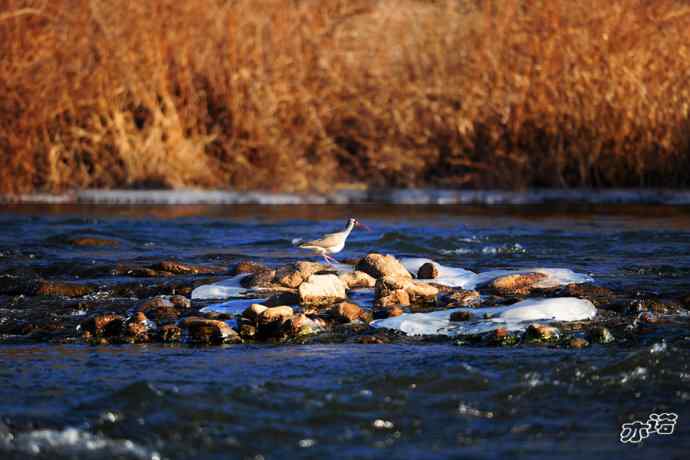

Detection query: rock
xmin=523 ymin=323 xmax=560 ymax=342
xmin=69 ymin=237 xmax=119 ymax=247
xmin=487 ymin=273 xmax=547 ymax=295
xmin=417 ymin=262 xmax=439 ymax=279
xmin=170 ymin=295 xmax=191 ymax=309
xmin=372 ymin=305 xmax=404 ymax=319
xmin=485 ymin=327 xmax=518 ymax=346
xmin=338 ymin=271 xmax=376 ymax=289
xmin=179 ymin=317 xmax=240 ymax=344
xmin=298 ymin=274 xmax=347 ymax=305
xmin=274 ymin=261 xmax=328 ymax=288
xmin=439 ymin=289 xmax=480 ymax=308
xmin=242 ymin=303 xmax=269 ymax=322
xmin=375 ymin=275 xmax=438 ymax=304
xmin=264 ymin=291 xmax=300 ymax=307
xmin=240 ymin=269 xmax=276 ymax=289
xmin=449 ymin=311 xmax=474 ymax=322
xmin=357 ymin=335 xmax=389 ymax=344
xmin=681 ymin=293 xmax=690 ymax=308
xmin=80 ymin=313 xmax=124 ymax=337
xmin=587 ymin=326 xmax=615 ymax=344
xmin=135 ymin=296 xmax=181 ymax=323
xmin=239 ymin=323 xmax=257 ymax=339
xmin=149 ymin=260 xmax=217 ymax=275
xmin=257 ymin=306 xmax=295 ymax=338
xmin=568 ymin=337 xmax=590 ymax=349
xmin=159 ymin=324 xmax=181 ymax=342
xmin=375 ymin=289 xmax=410 ymax=308
xmin=560 ymin=283 xmax=617 ymax=306
xmin=231 ymin=260 xmax=268 ymax=276
xmin=330 ymin=302 xmax=366 ymax=323
xmin=124 ymin=312 xmax=152 ymax=341
xmin=35 ymin=280 xmax=95 ymax=297
xmin=355 ymin=253 xmax=412 ymax=279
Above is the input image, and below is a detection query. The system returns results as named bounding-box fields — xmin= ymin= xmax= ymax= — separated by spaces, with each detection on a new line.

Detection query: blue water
xmin=1 ymin=203 xmax=690 ymax=459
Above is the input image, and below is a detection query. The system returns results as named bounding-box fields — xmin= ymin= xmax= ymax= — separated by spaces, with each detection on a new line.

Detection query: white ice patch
xmin=0 ymin=427 xmax=160 ymax=460
xmin=191 ymin=274 xmax=248 ymax=300
xmin=399 ymin=258 xmax=592 ymax=290
xmin=200 ymin=298 xmax=264 ymax=315
xmin=371 ymin=297 xmax=596 ymax=337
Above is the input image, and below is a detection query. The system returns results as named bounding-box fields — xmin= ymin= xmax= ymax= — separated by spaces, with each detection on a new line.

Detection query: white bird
xmin=296 ymin=218 xmax=370 ymax=265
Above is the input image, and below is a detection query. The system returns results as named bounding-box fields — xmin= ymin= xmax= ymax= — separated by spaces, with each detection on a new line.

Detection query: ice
xmin=200 ymin=298 xmax=265 ymax=315
xmin=191 ymin=274 xmax=248 ymax=300
xmin=399 ymin=258 xmax=593 ymax=290
xmin=371 ymin=297 xmax=596 ymax=337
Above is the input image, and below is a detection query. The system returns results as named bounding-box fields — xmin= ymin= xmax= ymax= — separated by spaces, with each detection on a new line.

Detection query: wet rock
xmin=282 ymin=313 xmax=320 ymax=337
xmin=124 ymin=312 xmax=153 ymax=341
xmin=35 ymin=280 xmax=95 ymax=297
xmin=559 ymin=283 xmax=617 ymax=306
xmin=231 ymin=260 xmax=268 ymax=276
xmin=568 ymin=337 xmax=590 ymax=349
xmin=159 ymin=324 xmax=181 ymax=342
xmin=298 ymin=274 xmax=347 ymax=305
xmin=257 ymin=306 xmax=294 ymax=337
xmin=355 ymin=253 xmax=412 ymax=279
xmin=485 ymin=327 xmax=519 ymax=346
xmin=239 ymin=323 xmax=257 ymax=339
xmin=523 ymin=323 xmax=560 ymax=342
xmin=338 ymin=271 xmax=376 ymax=289
xmin=375 ymin=289 xmax=410 ymax=308
xmin=438 ymin=289 xmax=480 ymax=308
xmin=135 ymin=296 xmax=185 ymax=324
xmin=242 ymin=303 xmax=268 ymax=322
xmin=417 ymin=262 xmax=439 ymax=279
xmin=80 ymin=313 xmax=125 ymax=337
xmin=69 ymin=237 xmax=119 ymax=247
xmin=264 ymin=291 xmax=300 ymax=307
xmin=240 ymin=269 xmax=277 ymax=289
xmin=179 ymin=317 xmax=240 ymax=344
xmin=149 ymin=260 xmax=218 ymax=275
xmin=0 ymin=275 xmax=37 ymax=295
xmin=375 ymin=275 xmax=438 ymax=304
xmin=449 ymin=311 xmax=474 ymax=322
xmin=170 ymin=295 xmax=191 ymax=309
xmin=586 ymin=326 xmax=615 ymax=344
xmin=274 ymin=261 xmax=328 ymax=288
xmin=372 ymin=305 xmax=405 ymax=319
xmin=487 ymin=273 xmax=547 ymax=296
xmin=114 ymin=266 xmax=166 ymax=278
xmin=330 ymin=302 xmax=367 ymax=323
xmin=357 ymin=335 xmax=389 ymax=344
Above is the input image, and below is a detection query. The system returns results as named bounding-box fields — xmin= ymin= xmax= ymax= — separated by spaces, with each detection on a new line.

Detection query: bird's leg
xmin=323 ymin=254 xmax=338 ymax=266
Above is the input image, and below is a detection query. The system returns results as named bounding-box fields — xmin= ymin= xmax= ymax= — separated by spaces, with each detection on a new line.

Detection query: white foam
xmin=191 ymin=274 xmax=248 ymax=300
xmin=200 ymin=298 xmax=264 ymax=315
xmin=371 ymin=297 xmax=596 ymax=336
xmin=399 ymin=258 xmax=593 ymax=290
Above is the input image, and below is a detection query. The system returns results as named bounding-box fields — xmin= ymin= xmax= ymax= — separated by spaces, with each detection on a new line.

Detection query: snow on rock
xmin=191 ymin=275 xmax=249 ymax=300
xmin=371 ymin=297 xmax=596 ymax=337
xmin=399 ymin=258 xmax=593 ymax=290
xmin=199 ymin=298 xmax=264 ymax=315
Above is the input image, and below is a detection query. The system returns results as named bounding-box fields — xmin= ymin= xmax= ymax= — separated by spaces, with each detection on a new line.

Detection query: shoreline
xmin=2 ymin=188 xmax=690 ymax=206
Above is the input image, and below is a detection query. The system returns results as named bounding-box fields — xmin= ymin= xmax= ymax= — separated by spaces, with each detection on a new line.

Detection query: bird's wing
xmin=300 ymin=233 xmax=343 ymax=248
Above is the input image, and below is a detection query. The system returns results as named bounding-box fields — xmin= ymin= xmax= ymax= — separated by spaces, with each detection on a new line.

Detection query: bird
xmin=296 ymin=218 xmax=370 ymax=265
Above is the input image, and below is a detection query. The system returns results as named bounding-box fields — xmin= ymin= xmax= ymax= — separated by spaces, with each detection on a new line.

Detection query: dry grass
xmin=1 ymin=0 xmax=689 ymax=194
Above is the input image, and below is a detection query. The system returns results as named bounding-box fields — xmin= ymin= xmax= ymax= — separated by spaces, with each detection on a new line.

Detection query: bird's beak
xmin=355 ymin=221 xmax=371 ymax=231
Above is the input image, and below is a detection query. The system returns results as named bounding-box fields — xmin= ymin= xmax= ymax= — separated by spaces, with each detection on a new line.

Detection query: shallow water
xmin=1 ymin=203 xmax=690 ymax=458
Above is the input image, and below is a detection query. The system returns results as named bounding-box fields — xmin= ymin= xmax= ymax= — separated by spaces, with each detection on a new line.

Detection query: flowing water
xmin=1 ymin=203 xmax=690 ymax=459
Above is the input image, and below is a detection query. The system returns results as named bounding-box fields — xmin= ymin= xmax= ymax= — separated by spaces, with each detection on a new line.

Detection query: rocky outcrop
xmin=355 ymin=254 xmax=412 ymax=279
xmin=298 ymin=274 xmax=347 ymax=305
xmin=338 ymin=271 xmax=376 ymax=289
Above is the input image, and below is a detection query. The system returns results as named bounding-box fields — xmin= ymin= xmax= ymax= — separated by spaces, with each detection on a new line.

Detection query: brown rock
xmin=264 ymin=291 xmax=300 ymax=307
xmin=259 ymin=306 xmax=294 ymax=324
xmin=560 ymin=283 xmax=617 ymax=306
xmin=338 ymin=271 xmax=376 ymax=289
xmin=524 ymin=323 xmax=560 ymax=342
xmin=80 ymin=313 xmax=124 ymax=337
xmin=179 ymin=317 xmax=240 ymax=344
xmin=239 ymin=323 xmax=257 ymax=339
xmin=242 ymin=304 xmax=269 ymax=322
xmin=35 ymin=280 xmax=95 ymax=297
xmin=375 ymin=275 xmax=438 ymax=304
xmin=568 ymin=337 xmax=589 ymax=349
xmin=449 ymin=310 xmax=474 ymax=322
xmin=274 ymin=261 xmax=328 ymax=288
xmin=330 ymin=302 xmax=365 ymax=323
xmin=355 ymin=253 xmax=412 ymax=279
xmin=417 ymin=262 xmax=439 ymax=279
xmin=159 ymin=324 xmax=181 ymax=342
xmin=124 ymin=312 xmax=151 ymax=340
xmin=373 ymin=305 xmax=404 ymax=319
xmin=488 ymin=273 xmax=547 ymax=295
xmin=298 ymin=274 xmax=347 ymax=305
xmin=149 ymin=260 xmax=217 ymax=275
xmin=357 ymin=335 xmax=388 ymax=344
xmin=69 ymin=237 xmax=119 ymax=247
xmin=240 ymin=269 xmax=277 ymax=289
xmin=170 ymin=295 xmax=191 ymax=309
xmin=586 ymin=327 xmax=614 ymax=344
xmin=231 ymin=260 xmax=268 ymax=276
xmin=439 ymin=289 xmax=480 ymax=308
xmin=375 ymin=289 xmax=410 ymax=308
xmin=135 ymin=296 xmax=180 ymax=323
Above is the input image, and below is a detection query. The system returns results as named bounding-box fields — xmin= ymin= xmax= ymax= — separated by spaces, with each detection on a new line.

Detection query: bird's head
xmin=349 ymin=218 xmax=370 ymax=231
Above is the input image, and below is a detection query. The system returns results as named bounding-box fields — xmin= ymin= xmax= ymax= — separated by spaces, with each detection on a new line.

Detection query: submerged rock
xmin=69 ymin=237 xmax=119 ymax=247
xmin=149 ymin=260 xmax=218 ymax=275
xmin=80 ymin=313 xmax=124 ymax=337
xmin=355 ymin=254 xmax=412 ymax=279
xmin=587 ymin=326 xmax=615 ymax=344
xmin=523 ymin=323 xmax=560 ymax=342
xmin=568 ymin=337 xmax=590 ymax=349
xmin=417 ymin=262 xmax=439 ymax=279
xmin=338 ymin=271 xmax=376 ymax=289
xmin=274 ymin=261 xmax=328 ymax=288
xmin=298 ymin=274 xmax=347 ymax=305
xmin=179 ymin=317 xmax=240 ymax=344
xmin=35 ymin=280 xmax=95 ymax=297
